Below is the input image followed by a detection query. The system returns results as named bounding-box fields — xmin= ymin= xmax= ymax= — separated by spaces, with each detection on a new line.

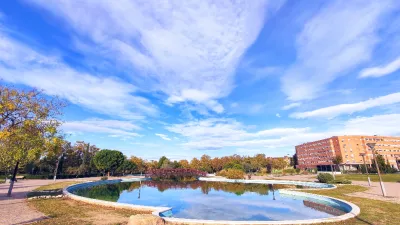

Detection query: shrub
xmin=317 ymin=173 xmax=334 ymax=183
xmin=216 ymin=169 xmax=245 ymax=179
xmin=223 ymin=162 xmax=244 ymax=171
xmin=283 ymin=168 xmax=296 ymax=175
xmin=330 ymin=179 xmax=351 ymax=184
xmin=145 ymin=168 xmax=207 ymax=181
xmin=295 ymin=168 xmax=301 ymax=174
xmin=100 ymin=176 xmax=108 ymax=181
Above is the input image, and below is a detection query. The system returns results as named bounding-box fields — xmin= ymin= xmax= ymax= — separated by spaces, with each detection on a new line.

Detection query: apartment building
xmin=296 ymin=135 xmax=400 ymax=171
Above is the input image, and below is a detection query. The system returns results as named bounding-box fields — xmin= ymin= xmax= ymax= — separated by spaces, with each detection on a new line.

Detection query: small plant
xmin=283 ymin=168 xmax=296 ymax=175
xmin=330 ymin=179 xmax=351 ymax=184
xmin=145 ymin=168 xmax=207 ymax=181
xmin=216 ymin=169 xmax=245 ymax=179
xmin=100 ymin=176 xmax=108 ymax=181
xmin=317 ymin=173 xmax=334 ymax=183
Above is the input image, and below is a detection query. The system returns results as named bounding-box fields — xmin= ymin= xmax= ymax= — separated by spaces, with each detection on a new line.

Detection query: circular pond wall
xmin=63 ymin=178 xmax=359 ymax=225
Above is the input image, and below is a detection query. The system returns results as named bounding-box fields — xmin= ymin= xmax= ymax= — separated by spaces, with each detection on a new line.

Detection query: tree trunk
xmin=7 ymin=161 xmax=19 ymax=197
xmin=53 ymin=153 xmax=63 ymax=181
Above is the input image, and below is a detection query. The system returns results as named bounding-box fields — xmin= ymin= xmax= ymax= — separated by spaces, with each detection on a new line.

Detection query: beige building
xmin=296 ymin=135 xmax=400 ymax=171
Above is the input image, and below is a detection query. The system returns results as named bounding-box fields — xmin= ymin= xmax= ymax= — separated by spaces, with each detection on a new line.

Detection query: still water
xmin=73 ymin=181 xmax=346 ymax=221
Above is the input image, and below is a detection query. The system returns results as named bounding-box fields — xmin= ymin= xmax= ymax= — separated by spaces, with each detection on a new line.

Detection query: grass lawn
xmin=336 ymin=173 xmax=400 ymax=182
xmin=29 ymin=182 xmax=400 ymax=225
xmin=305 ymin=185 xmax=400 ymax=225
xmin=33 ymin=181 xmax=82 ymax=191
xmin=28 ymin=181 xmax=151 ymax=225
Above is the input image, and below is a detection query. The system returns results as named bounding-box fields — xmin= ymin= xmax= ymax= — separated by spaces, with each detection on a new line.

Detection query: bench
xmin=13 ymin=175 xmax=25 ymax=182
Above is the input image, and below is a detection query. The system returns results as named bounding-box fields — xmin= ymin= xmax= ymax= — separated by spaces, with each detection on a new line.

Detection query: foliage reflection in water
xmin=73 ymin=181 xmax=347 ymax=221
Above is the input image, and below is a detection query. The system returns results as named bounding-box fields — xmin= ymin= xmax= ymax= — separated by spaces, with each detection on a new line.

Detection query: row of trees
xmin=141 ymin=154 xmax=291 ymax=174
xmin=0 ymin=86 xmax=293 ymax=196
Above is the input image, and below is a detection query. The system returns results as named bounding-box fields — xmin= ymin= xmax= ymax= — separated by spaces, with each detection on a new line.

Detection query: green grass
xmin=33 ymin=181 xmax=82 ymax=191
xmin=30 ymin=182 xmax=400 ymax=225
xmin=336 ymin=173 xmax=400 ymax=182
xmin=305 ymin=185 xmax=400 ymax=225
xmin=29 ymin=181 xmax=150 ymax=225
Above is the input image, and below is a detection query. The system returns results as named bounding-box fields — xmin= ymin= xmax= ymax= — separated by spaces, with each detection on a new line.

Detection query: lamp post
xmin=359 ymin=153 xmax=371 ymax=186
xmin=367 ymin=143 xmax=386 ymax=197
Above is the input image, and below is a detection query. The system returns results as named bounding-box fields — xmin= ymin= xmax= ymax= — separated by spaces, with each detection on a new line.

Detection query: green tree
xmin=332 ymin=155 xmax=342 ymax=172
xmin=118 ymin=160 xmax=137 ymax=175
xmin=158 ymin=156 xmax=169 ymax=169
xmin=93 ymin=150 xmax=124 ymax=177
xmin=0 ymin=87 xmax=63 ymax=196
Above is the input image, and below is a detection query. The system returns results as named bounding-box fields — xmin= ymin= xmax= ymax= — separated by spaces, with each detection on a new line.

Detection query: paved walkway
xmin=0 ymin=179 xmax=59 ymax=225
xmin=0 ymin=176 xmax=137 ymax=225
xmin=347 ymin=180 xmax=400 ymax=204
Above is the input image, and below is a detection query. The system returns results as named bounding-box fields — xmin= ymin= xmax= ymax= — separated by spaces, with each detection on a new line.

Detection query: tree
xmin=118 ymin=160 xmax=137 ymax=175
xmin=190 ymin=157 xmax=201 ymax=170
xmin=178 ymin=159 xmax=190 ymax=169
xmin=199 ymin=154 xmax=213 ymax=173
xmin=0 ymin=87 xmax=63 ymax=196
xmin=93 ymin=149 xmax=124 ymax=177
xmin=291 ymin=154 xmax=298 ymax=168
xmin=332 ymin=155 xmax=342 ymax=172
xmin=130 ymin=156 xmax=147 ymax=174
xmin=158 ymin=156 xmax=171 ymax=169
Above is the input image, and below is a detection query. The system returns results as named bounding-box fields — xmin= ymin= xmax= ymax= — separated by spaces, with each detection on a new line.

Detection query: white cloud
xmin=166 ymin=118 xmax=313 ymax=150
xmin=166 ymin=114 xmax=400 ymax=151
xmin=342 ymin=114 xmax=400 ymax=136
xmin=281 ymin=0 xmax=394 ymax=101
xmin=275 ymin=113 xmax=281 ymax=118
xmin=62 ymin=118 xmax=141 ymax=139
xmin=282 ymin=102 xmax=302 ymax=110
xmin=0 ymin=29 xmax=157 ymax=120
xmin=290 ymin=92 xmax=400 ymax=119
xmin=230 ymin=102 xmax=239 ymax=108
xmin=155 ymin=133 xmax=171 ymax=141
xmin=27 ymin=0 xmax=282 ymax=113
xmin=359 ymin=56 xmax=400 ymax=78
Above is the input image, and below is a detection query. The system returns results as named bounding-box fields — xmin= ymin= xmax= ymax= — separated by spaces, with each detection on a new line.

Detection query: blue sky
xmin=0 ymin=0 xmax=399 ymax=160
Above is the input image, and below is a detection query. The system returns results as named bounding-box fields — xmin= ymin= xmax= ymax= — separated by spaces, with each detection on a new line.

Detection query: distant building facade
xmin=296 ymin=135 xmax=400 ymax=171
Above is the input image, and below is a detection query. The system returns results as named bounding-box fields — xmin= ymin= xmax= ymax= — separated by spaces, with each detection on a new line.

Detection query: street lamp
xmin=359 ymin=153 xmax=371 ymax=186
xmin=367 ymin=143 xmax=386 ymax=197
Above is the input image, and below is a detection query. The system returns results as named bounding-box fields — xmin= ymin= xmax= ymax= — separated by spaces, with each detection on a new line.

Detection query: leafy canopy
xmin=93 ymin=149 xmax=124 ymax=173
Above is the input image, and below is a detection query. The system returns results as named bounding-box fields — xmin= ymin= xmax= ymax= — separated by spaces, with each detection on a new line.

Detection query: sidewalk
xmin=0 ymin=179 xmax=57 ymax=225
xmin=347 ymin=180 xmax=400 ymax=204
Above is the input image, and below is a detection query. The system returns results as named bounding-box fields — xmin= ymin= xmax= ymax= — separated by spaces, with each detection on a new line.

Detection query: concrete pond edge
xmin=63 ymin=177 xmax=360 ymax=225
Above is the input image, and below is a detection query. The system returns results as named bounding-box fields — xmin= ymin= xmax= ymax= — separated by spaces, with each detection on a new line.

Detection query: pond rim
xmin=63 ymin=177 xmax=360 ymax=225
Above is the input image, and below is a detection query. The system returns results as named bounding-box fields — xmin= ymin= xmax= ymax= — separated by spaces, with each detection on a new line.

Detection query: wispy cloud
xmin=282 ymin=102 xmax=302 ymax=110
xmin=0 ymin=28 xmax=157 ymax=120
xmin=359 ymin=56 xmax=400 ymax=78
xmin=166 ymin=114 xmax=400 ymax=151
xmin=155 ymin=133 xmax=171 ymax=141
xmin=27 ymin=0 xmax=282 ymax=113
xmin=281 ymin=0 xmax=394 ymax=101
xmin=166 ymin=118 xmax=312 ymax=150
xmin=290 ymin=92 xmax=400 ymax=119
xmin=62 ymin=118 xmax=141 ymax=139
xmin=343 ymin=113 xmax=400 ymax=136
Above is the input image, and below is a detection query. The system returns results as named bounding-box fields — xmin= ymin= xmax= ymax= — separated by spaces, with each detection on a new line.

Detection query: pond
xmin=72 ymin=180 xmax=348 ymax=221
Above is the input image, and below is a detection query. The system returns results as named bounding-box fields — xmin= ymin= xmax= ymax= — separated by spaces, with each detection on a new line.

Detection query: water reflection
xmin=73 ymin=181 xmax=346 ymax=221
